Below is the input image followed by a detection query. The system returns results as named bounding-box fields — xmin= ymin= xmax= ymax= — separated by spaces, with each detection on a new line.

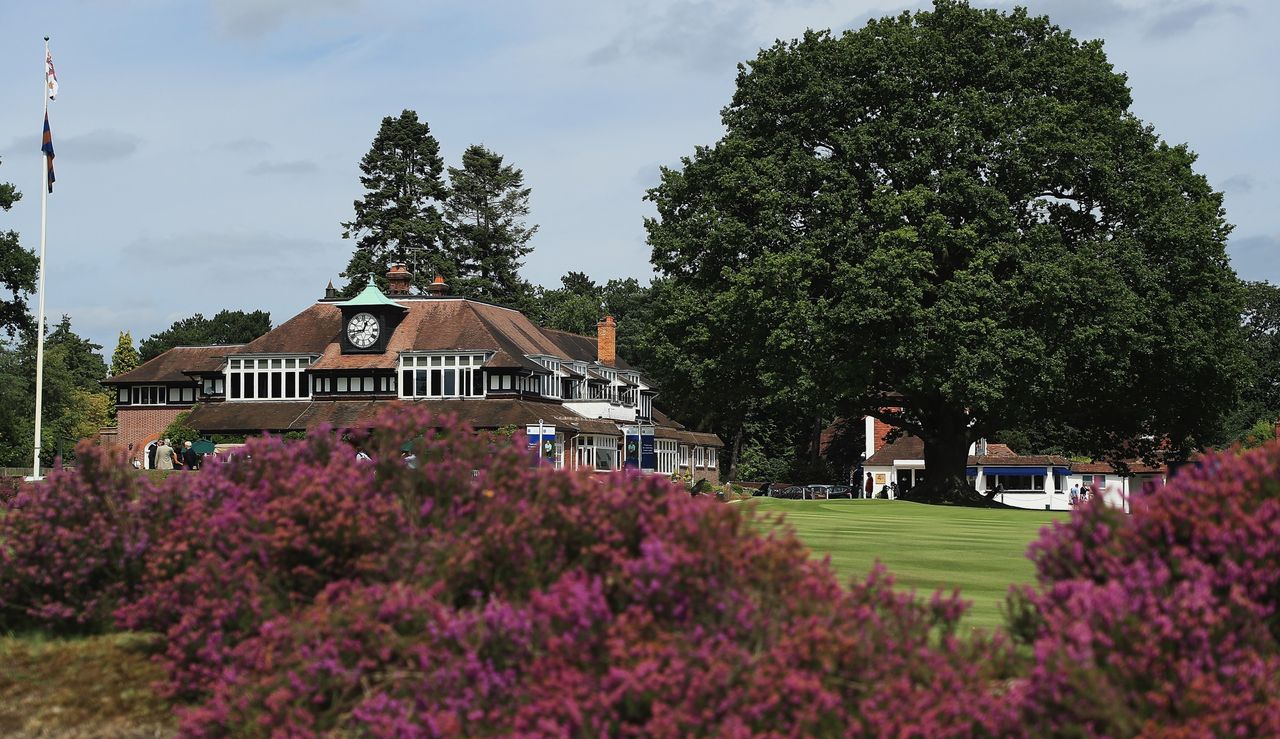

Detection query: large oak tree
xmin=646 ymin=0 xmax=1247 ymax=501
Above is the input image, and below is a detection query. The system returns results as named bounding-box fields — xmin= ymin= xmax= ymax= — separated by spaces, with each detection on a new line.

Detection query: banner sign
xmin=526 ymin=425 xmax=556 ymax=462
xmin=623 ymin=426 xmax=657 ymax=471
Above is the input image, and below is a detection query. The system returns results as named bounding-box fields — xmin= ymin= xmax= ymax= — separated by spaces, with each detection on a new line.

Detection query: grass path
xmin=743 ymin=499 xmax=1064 ymax=632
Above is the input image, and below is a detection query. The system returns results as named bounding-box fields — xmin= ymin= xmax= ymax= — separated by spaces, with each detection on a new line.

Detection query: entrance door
xmin=896 ymin=469 xmax=914 ymax=498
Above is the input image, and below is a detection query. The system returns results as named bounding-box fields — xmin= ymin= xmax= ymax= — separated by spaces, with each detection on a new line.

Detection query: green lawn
xmin=743 ymin=498 xmax=1064 ymax=632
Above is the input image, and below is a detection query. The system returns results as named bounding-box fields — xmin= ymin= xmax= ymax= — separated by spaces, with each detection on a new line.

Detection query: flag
xmin=45 ymin=49 xmax=58 ymax=100
xmin=42 ymin=112 xmax=55 ymax=193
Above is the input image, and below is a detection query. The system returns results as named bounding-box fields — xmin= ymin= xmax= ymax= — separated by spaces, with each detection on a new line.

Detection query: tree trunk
xmin=726 ymin=424 xmax=745 ymax=480
xmin=909 ymin=412 xmax=982 ymax=505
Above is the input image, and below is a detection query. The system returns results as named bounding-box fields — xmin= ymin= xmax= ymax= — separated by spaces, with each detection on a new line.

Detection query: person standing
xmin=889 ymin=480 xmax=898 ymax=500
xmin=864 ymin=473 xmax=874 ymax=499
xmin=181 ymin=441 xmax=200 ymax=470
xmin=1069 ymin=483 xmax=1080 ymax=506
xmin=155 ymin=439 xmax=177 ymax=471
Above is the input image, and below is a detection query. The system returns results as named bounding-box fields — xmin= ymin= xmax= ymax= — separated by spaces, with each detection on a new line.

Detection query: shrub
xmin=114 ymin=428 xmax=411 ymax=698
xmin=1008 ymin=444 xmax=1280 ymax=736
xmin=115 ymin=406 xmax=1014 ymax=734
xmin=0 ymin=447 xmax=186 ymax=633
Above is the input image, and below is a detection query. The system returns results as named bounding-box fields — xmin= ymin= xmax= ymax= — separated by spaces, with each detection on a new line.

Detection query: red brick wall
xmin=102 ymin=405 xmax=190 ymax=464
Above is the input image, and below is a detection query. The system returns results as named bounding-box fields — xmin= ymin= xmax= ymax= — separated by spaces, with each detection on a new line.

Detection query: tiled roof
xmin=482 ymin=349 xmax=550 ymax=373
xmin=542 ymin=328 xmax=635 ymax=371
xmin=651 ymin=408 xmax=685 ymax=430
xmin=865 ymin=435 xmax=925 ymax=465
xmin=655 ymin=427 xmax=724 ymax=447
xmin=104 ymin=346 xmax=241 ymax=385
xmin=248 ymin=299 xmax=620 ymax=373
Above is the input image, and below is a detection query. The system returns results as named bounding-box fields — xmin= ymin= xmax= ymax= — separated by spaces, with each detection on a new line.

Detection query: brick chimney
xmin=596 ymin=315 xmax=616 ymax=366
xmin=426 ymin=274 xmax=449 ymax=296
xmin=387 ymin=264 xmax=411 ymax=295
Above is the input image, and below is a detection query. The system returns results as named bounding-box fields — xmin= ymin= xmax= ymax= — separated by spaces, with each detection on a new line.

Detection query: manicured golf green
xmin=743 ymin=498 xmax=1065 ymax=632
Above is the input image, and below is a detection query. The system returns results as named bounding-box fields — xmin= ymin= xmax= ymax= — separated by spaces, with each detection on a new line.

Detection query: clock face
xmin=347 ymin=312 xmax=380 ymax=349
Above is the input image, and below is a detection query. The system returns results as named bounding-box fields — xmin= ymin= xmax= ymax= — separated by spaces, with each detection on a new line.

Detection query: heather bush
xmin=0 ymin=446 xmax=186 ymax=632
xmin=115 ymin=428 xmax=413 ymax=698
xmin=1009 ymin=444 xmax=1280 ymax=736
xmin=113 ymin=406 xmax=1015 ymax=735
xmin=183 ymin=557 xmax=1013 ymax=737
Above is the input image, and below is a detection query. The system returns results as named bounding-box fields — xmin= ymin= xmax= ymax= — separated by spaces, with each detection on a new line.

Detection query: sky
xmin=0 ymin=0 xmax=1276 ymax=355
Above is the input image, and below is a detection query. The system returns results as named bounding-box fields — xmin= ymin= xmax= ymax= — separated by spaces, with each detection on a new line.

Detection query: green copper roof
xmin=335 ymin=276 xmax=405 ymax=309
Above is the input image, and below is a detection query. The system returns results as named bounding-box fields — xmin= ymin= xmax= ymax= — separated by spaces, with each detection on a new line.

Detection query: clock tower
xmin=334 ymin=276 xmax=407 ymax=354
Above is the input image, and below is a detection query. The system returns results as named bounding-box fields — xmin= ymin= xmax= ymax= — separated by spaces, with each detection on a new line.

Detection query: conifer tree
xmin=341 ymin=110 xmax=448 ymax=294
xmin=445 ymin=144 xmax=538 ymax=308
xmin=110 ymin=331 xmax=140 ymax=377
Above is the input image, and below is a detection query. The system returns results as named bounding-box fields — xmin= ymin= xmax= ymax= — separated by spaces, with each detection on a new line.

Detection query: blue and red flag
xmin=41 ymin=112 xmax=55 ymax=193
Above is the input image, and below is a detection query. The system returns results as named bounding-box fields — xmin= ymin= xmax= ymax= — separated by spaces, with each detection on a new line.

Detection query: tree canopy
xmin=0 ymin=157 xmax=39 ymax=338
xmin=0 ymin=315 xmax=111 ymax=467
xmin=341 ymin=110 xmax=448 ymax=294
xmin=646 ymin=0 xmax=1247 ymax=500
xmin=140 ymin=309 xmax=271 ymax=361
xmin=446 ymin=144 xmax=538 ymax=310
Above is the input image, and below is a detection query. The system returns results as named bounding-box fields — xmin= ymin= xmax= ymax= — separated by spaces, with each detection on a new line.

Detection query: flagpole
xmin=30 ymin=36 xmax=50 ymax=480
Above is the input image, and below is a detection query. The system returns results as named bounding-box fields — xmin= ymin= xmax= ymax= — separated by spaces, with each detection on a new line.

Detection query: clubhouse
xmin=100 ymin=267 xmax=722 ymax=479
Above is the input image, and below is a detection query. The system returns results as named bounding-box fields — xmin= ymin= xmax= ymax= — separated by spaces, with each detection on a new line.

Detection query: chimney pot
xmin=596 ymin=315 xmax=616 ymax=366
xmin=426 ymin=274 xmax=449 ymax=296
xmin=387 ymin=264 xmax=412 ymax=295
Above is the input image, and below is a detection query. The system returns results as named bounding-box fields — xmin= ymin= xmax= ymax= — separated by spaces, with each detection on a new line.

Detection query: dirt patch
xmin=0 ymin=632 xmax=176 ymax=738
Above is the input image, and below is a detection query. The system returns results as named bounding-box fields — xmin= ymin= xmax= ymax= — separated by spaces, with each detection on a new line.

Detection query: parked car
xmin=779 ymin=485 xmax=806 ymax=500
xmin=827 ymin=485 xmax=854 ymax=499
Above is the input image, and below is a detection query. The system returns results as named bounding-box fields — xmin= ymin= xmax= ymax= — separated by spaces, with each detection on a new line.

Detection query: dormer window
xmin=226 ymin=356 xmax=312 ymax=400
xmin=400 ymin=353 xmax=488 ymax=398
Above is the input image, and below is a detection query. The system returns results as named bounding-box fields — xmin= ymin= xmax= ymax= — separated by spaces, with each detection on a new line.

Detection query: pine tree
xmin=445 ymin=144 xmax=538 ymax=308
xmin=110 ymin=330 xmax=140 ymax=377
xmin=341 ymin=110 xmax=448 ymax=294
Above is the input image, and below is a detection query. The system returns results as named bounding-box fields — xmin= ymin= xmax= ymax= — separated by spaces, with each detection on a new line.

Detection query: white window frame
xmin=694 ymin=446 xmax=706 ymax=468
xmin=126 ymin=385 xmax=173 ymax=406
xmin=707 ymin=448 xmax=717 ymax=469
xmin=575 ymin=435 xmax=619 ymax=472
xmin=399 ymin=353 xmax=489 ymax=399
xmin=529 ymin=356 xmax=562 ymax=399
xmin=226 ymin=355 xmax=312 ymax=401
xmin=656 ymin=439 xmax=678 ymax=475
xmin=678 ymin=444 xmax=690 ymax=468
